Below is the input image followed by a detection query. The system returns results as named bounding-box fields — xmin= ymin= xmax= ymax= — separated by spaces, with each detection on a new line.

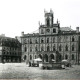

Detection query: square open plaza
xmin=0 ymin=10 xmax=80 ymax=79
xmin=0 ymin=63 xmax=80 ymax=79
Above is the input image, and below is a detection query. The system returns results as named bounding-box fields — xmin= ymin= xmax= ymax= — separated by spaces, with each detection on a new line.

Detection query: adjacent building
xmin=0 ymin=35 xmax=22 ymax=63
xmin=21 ymin=10 xmax=80 ymax=64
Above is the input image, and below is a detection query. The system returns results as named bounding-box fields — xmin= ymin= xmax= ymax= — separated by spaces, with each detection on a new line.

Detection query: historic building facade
xmin=21 ymin=10 xmax=80 ymax=64
xmin=0 ymin=36 xmax=22 ymax=63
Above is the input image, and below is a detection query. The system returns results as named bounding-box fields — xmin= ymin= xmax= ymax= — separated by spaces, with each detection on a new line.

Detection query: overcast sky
xmin=0 ymin=0 xmax=80 ymax=38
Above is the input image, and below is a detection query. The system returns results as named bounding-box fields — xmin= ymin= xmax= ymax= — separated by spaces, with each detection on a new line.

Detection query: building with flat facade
xmin=0 ymin=36 xmax=22 ymax=63
xmin=21 ymin=10 xmax=80 ymax=64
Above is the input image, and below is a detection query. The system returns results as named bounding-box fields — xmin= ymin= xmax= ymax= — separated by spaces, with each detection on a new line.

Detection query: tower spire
xmin=44 ymin=9 xmax=47 ymax=13
xmin=50 ymin=8 xmax=53 ymax=13
xmin=38 ymin=21 xmax=40 ymax=26
xmin=57 ymin=19 xmax=58 ymax=23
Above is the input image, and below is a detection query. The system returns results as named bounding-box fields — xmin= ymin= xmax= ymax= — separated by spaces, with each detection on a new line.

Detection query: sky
xmin=0 ymin=0 xmax=80 ymax=38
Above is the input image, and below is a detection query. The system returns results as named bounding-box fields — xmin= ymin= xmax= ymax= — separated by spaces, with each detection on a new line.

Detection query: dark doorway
xmin=44 ymin=54 xmax=48 ymax=62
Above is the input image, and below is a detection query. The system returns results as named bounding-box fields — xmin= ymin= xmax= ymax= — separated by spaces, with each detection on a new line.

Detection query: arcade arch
xmin=38 ymin=54 xmax=42 ymax=59
xmin=50 ymin=54 xmax=54 ymax=60
xmin=23 ymin=55 xmax=27 ymax=60
xmin=44 ymin=54 xmax=48 ymax=62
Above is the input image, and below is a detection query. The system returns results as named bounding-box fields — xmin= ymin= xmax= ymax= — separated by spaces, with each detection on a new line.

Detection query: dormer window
xmin=53 ymin=28 xmax=56 ymax=33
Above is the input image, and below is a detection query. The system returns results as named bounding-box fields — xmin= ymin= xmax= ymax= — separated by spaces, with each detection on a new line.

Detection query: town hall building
xmin=21 ymin=10 xmax=80 ymax=64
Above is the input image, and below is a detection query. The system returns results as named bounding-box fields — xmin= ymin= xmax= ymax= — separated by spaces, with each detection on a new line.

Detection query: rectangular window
xmin=53 ymin=29 xmax=56 ymax=33
xmin=47 ymin=38 xmax=49 ymax=43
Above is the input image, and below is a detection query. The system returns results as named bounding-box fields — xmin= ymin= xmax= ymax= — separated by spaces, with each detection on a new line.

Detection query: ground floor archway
xmin=49 ymin=54 xmax=55 ymax=62
xmin=44 ymin=54 xmax=48 ymax=62
xmin=38 ymin=54 xmax=42 ymax=59
xmin=24 ymin=55 xmax=27 ymax=60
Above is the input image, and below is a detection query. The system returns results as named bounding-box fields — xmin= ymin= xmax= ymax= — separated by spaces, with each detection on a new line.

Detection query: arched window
xmin=24 ymin=46 xmax=27 ymax=52
xmin=65 ymin=45 xmax=68 ymax=51
xmin=47 ymin=38 xmax=49 ymax=43
xmin=72 ymin=36 xmax=75 ymax=42
xmin=65 ymin=54 xmax=68 ymax=59
xmin=41 ymin=38 xmax=44 ymax=43
xmin=72 ymin=44 xmax=74 ymax=51
xmin=53 ymin=45 xmax=55 ymax=51
xmin=58 ymin=37 xmax=61 ymax=42
xmin=47 ymin=46 xmax=50 ymax=51
xmin=35 ymin=46 xmax=38 ymax=51
xmin=35 ymin=55 xmax=36 ymax=59
xmin=30 ymin=55 xmax=32 ymax=60
xmin=41 ymin=46 xmax=44 ymax=51
xmin=30 ymin=47 xmax=32 ymax=52
xmin=59 ymin=44 xmax=62 ymax=51
xmin=53 ymin=37 xmax=55 ymax=43
xmin=35 ymin=39 xmax=38 ymax=43
xmin=30 ymin=39 xmax=32 ymax=44
xmin=72 ymin=54 xmax=74 ymax=60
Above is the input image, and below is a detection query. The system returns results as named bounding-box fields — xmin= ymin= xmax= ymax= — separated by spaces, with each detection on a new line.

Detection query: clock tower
xmin=39 ymin=9 xmax=59 ymax=35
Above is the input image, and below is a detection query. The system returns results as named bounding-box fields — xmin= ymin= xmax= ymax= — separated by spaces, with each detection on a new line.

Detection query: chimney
xmin=76 ymin=27 xmax=79 ymax=33
xmin=21 ymin=31 xmax=24 ymax=36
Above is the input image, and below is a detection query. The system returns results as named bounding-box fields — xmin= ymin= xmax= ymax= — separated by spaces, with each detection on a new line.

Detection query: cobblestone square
xmin=0 ymin=63 xmax=80 ymax=80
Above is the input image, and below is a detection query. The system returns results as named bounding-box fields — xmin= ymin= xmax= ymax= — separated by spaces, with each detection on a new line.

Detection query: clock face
xmin=46 ymin=29 xmax=50 ymax=32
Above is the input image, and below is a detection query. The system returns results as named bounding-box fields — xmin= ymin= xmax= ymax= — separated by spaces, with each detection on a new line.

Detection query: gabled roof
xmin=60 ymin=27 xmax=74 ymax=31
xmin=23 ymin=33 xmax=39 ymax=37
